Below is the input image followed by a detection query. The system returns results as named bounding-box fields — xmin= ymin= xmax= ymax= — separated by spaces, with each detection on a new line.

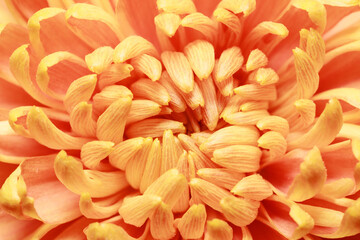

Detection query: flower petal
xmin=176 ymin=204 xmax=206 ymax=239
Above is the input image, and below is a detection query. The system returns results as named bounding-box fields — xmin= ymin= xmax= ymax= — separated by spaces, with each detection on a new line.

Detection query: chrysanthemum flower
xmin=1 ymin=0 xmax=360 ymax=239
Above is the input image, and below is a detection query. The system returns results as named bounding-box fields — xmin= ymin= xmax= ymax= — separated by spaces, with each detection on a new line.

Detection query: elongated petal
xmin=69 ymin=102 xmax=97 ymax=138
xmin=288 ymin=98 xmax=343 ymax=150
xmin=154 ymin=12 xmax=181 ymax=37
xmin=80 ymin=141 xmax=114 ymax=170
xmin=197 ymin=168 xmax=244 ymax=190
xmin=27 ymin=107 xmax=90 ymax=150
xmin=246 ymin=49 xmax=268 ymax=72
xmin=130 ymin=78 xmax=170 ymax=106
xmin=157 ymin=0 xmax=196 ymax=14
xmin=213 ymin=46 xmax=243 ymax=83
xmin=184 ymin=40 xmax=215 ymax=80
xmin=161 ymin=51 xmax=194 ymax=93
xmin=176 ymin=204 xmax=206 ymax=239
xmin=79 ymin=192 xmax=123 ymax=219
xmin=85 ymin=46 xmax=114 ymax=74
xmin=140 ymin=139 xmax=162 ymax=193
xmin=96 ymin=97 xmax=132 ymax=144
xmin=109 ymin=137 xmax=145 ymax=170
xmin=150 ymin=201 xmax=176 ymax=239
xmin=54 ymin=151 xmax=128 ymax=198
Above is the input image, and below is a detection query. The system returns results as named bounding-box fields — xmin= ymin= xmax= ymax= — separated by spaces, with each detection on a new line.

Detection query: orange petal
xmin=258 ymin=131 xmax=287 ymax=161
xmin=197 ymin=168 xmax=244 ymax=190
xmin=149 ymin=201 xmax=176 ymax=239
xmin=119 ymin=194 xmax=161 ymax=227
xmin=205 ymin=218 xmax=233 ymax=240
xmin=189 ymin=178 xmax=232 ymax=212
xmin=213 ymin=8 xmax=242 ymax=38
xmin=125 ymin=137 xmax=153 ymax=190
xmin=161 ymin=130 xmax=181 ymax=174
xmin=184 ymin=40 xmax=215 ymax=80
xmin=248 ymin=67 xmax=279 ymax=86
xmin=96 ymin=97 xmax=132 ymax=144
xmin=200 ymin=126 xmax=259 ymax=153
xmin=245 ymin=48 xmax=268 ymax=72
xmin=144 ymin=169 xmax=188 ymax=208
xmin=234 ymin=84 xmax=277 ymax=101
xmin=231 ymin=174 xmax=273 ymax=201
xmin=130 ymin=78 xmax=170 ymax=106
xmin=85 ymin=46 xmax=114 ymax=74
xmin=218 ymin=0 xmax=256 ymax=16
xmin=220 ymin=195 xmax=260 ymax=227
xmin=256 ymin=115 xmax=289 ymax=137
xmin=125 ymin=118 xmax=186 ymax=138
xmin=287 ymin=98 xmax=343 ymax=150
xmin=178 ymin=80 xmax=205 ymax=110
xmin=223 ymin=110 xmax=270 ymax=125
xmin=293 ymin=47 xmax=319 ymax=99
xmin=154 ymin=12 xmax=181 ymax=37
xmin=161 ymin=51 xmax=195 ymax=93
xmin=176 ymin=204 xmax=206 ymax=239
xmin=240 ymin=101 xmax=269 ymax=112
xmin=109 ymin=137 xmax=145 ymax=170
xmin=287 ymin=146 xmax=326 ymax=201
xmin=212 ymin=145 xmax=262 ymax=172
xmin=98 ymin=63 xmax=133 ymax=89
xmin=27 ymin=8 xmax=91 ymax=57
xmin=36 ymin=51 xmax=91 ymax=100
xmin=21 ymin=155 xmax=81 ymax=223
xmin=214 ymin=76 xmax=234 ymax=97
xmin=300 ymin=28 xmax=325 ymax=71
xmin=131 ymin=54 xmax=162 ymax=81
xmin=157 ymin=0 xmax=196 ymax=14
xmin=198 ymin=77 xmax=219 ymax=130
xmin=113 ymin=35 xmax=158 ymax=63
xmin=127 ymin=100 xmax=162 ymax=125
xmin=64 ymin=74 xmax=97 ymax=113
xmin=69 ymin=102 xmax=97 ymax=138
xmin=181 ymin=13 xmax=217 ymax=42
xmin=213 ymin=46 xmax=243 ymax=83
xmin=66 ymin=3 xmax=122 ymax=48
xmin=139 ymin=139 xmax=162 ymax=193
xmin=54 ymin=151 xmax=129 ymax=198
xmin=27 ymin=107 xmax=91 ymax=150
xmin=80 ymin=140 xmax=114 ymax=170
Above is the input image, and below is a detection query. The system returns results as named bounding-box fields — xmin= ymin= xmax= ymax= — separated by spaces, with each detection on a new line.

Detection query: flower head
xmin=1 ymin=0 xmax=360 ymax=239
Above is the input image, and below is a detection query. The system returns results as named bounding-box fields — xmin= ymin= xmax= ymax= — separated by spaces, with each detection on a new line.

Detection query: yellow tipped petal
xmin=218 ymin=0 xmax=256 ymax=16
xmin=79 ymin=192 xmax=123 ymax=219
xmin=85 ymin=46 xmax=114 ymax=74
xmin=198 ymin=76 xmax=219 ymax=131
xmin=231 ymin=174 xmax=273 ymax=201
xmin=220 ymin=195 xmax=260 ymax=227
xmin=158 ymin=71 xmax=187 ymax=112
xmin=98 ymin=63 xmax=133 ymax=89
xmin=313 ymin=88 xmax=360 ymax=109
xmin=184 ymin=40 xmax=215 ymax=80
xmin=64 ymin=74 xmax=97 ymax=113
xmin=140 ymin=139 xmax=162 ymax=193
xmin=294 ymin=99 xmax=316 ymax=128
xmin=108 ymin=137 xmax=145 ymax=170
xmin=27 ymin=107 xmax=91 ymax=150
xmin=161 ymin=51 xmax=195 ymax=93
xmin=125 ymin=137 xmax=153 ymax=190
xmin=161 ymin=130 xmax=180 ymax=174
xmin=288 ymin=98 xmax=343 ymax=150
xmin=85 ymin=222 xmax=147 ymax=240
xmin=292 ymin=0 xmax=326 ymax=33
xmin=223 ymin=110 xmax=270 ymax=125
xmin=258 ymin=131 xmax=287 ymax=161
xmin=144 ymin=169 xmax=188 ymax=208
xmin=287 ymin=146 xmax=326 ymax=201
xmin=157 ymin=0 xmax=196 ymax=14
xmin=119 ymin=194 xmax=162 ymax=227
xmin=214 ymin=76 xmax=234 ymax=97
xmin=240 ymin=101 xmax=269 ymax=112
xmin=130 ymin=78 xmax=170 ymax=106
xmin=80 ymin=141 xmax=114 ymax=170
xmin=150 ymin=201 xmax=176 ymax=239
xmin=125 ymin=118 xmax=186 ymax=138
xmin=189 ymin=178 xmax=232 ymax=212
xmin=54 ymin=151 xmax=129 ymax=198
xmin=127 ymin=100 xmax=162 ymax=125
xmin=69 ymin=102 xmax=97 ymax=137
xmin=212 ymin=145 xmax=262 ymax=172
xmin=293 ymin=47 xmax=319 ymax=99
xmin=256 ymin=116 xmax=289 ymax=137
xmin=300 ymin=28 xmax=325 ymax=71
xmin=213 ymin=46 xmax=243 ymax=83
xmin=154 ymin=12 xmax=181 ymax=37
xmin=234 ymin=84 xmax=277 ymax=101
xmin=205 ymin=219 xmax=233 ymax=240
xmin=197 ymin=168 xmax=245 ymax=190
xmin=131 ymin=54 xmax=162 ymax=81
xmin=96 ymin=97 xmax=132 ymax=144
xmin=113 ymin=35 xmax=158 ymax=63
xmin=176 ymin=204 xmax=206 ymax=239
xmin=181 ymin=13 xmax=217 ymax=42
xmin=246 ymin=49 xmax=268 ymax=72
xmin=248 ymin=67 xmax=279 ymax=86
xmin=213 ymin=7 xmax=242 ymax=35
xmin=201 ymin=126 xmax=259 ymax=153
xmin=178 ymin=81 xmax=205 ymax=110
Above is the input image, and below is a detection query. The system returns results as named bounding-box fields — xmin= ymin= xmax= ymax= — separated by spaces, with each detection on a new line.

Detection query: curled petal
xmin=256 ymin=115 xmax=289 ymax=137
xmin=80 ymin=141 xmax=114 ymax=170
xmin=96 ymin=97 xmax=132 ymax=144
xmin=181 ymin=13 xmax=217 ymax=42
xmin=213 ymin=46 xmax=243 ymax=83
xmin=245 ymin=49 xmax=268 ymax=72
xmin=287 ymin=98 xmax=343 ymax=150
xmin=69 ymin=102 xmax=97 ymax=138
xmin=218 ymin=0 xmax=256 ymax=16
xmin=258 ymin=131 xmax=287 ymax=161
xmin=131 ymin=54 xmax=162 ymax=81
xmin=27 ymin=107 xmax=91 ymax=150
xmin=54 ymin=151 xmax=129 ymax=198
xmin=85 ymin=46 xmax=114 ymax=74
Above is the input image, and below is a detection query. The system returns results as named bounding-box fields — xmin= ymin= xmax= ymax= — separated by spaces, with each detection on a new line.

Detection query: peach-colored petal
xmin=96 ymin=97 xmax=132 ymax=144
xmin=198 ymin=168 xmax=244 ymax=190
xmin=20 ymin=155 xmax=81 ymax=223
xmin=80 ymin=140 xmax=114 ymax=170
xmin=213 ymin=46 xmax=243 ymax=83
xmin=176 ymin=204 xmax=206 ymax=239
xmin=98 ymin=63 xmax=133 ymax=89
xmin=232 ymin=174 xmax=273 ymax=201
xmin=54 ymin=151 xmax=129 ymax=198
xmin=130 ymin=78 xmax=170 ymax=106
xmin=66 ymin=3 xmax=123 ymax=48
xmin=181 ymin=12 xmax=217 ymax=42
xmin=245 ymin=49 xmax=268 ymax=72
xmin=149 ymin=201 xmax=176 ymax=239
xmin=85 ymin=46 xmax=114 ymax=74
xmin=69 ymin=102 xmax=97 ymax=138
xmin=204 ymin=218 xmax=233 ymax=240
xmin=5 ymin=0 xmax=48 ymax=23
xmin=131 ymin=54 xmax=162 ymax=81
